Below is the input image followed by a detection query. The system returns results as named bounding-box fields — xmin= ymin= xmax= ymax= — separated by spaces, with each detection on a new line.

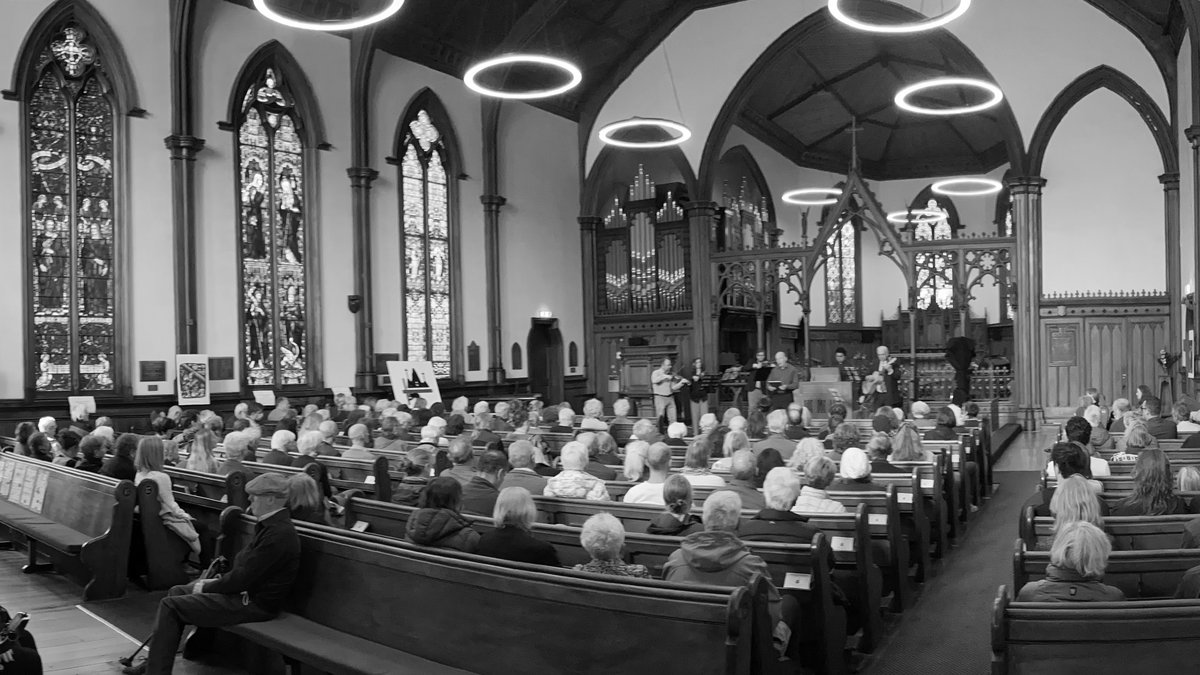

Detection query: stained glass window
xmin=26 ymin=25 xmax=117 ymax=395
xmin=235 ymin=66 xmax=311 ymax=386
xmin=400 ymin=109 xmax=453 ymax=378
xmin=913 ymin=197 xmax=955 ymax=310
xmin=824 ymin=220 xmax=857 ymax=324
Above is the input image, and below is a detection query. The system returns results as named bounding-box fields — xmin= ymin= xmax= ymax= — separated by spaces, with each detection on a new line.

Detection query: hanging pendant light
xmin=598 ymin=42 xmax=691 ymax=149
xmin=828 ymin=0 xmax=971 ymax=34
xmin=782 ymin=188 xmax=843 ymax=206
xmin=932 ymin=177 xmax=1003 ymax=196
xmin=895 ymin=77 xmax=1003 ymax=116
xmin=253 ymin=0 xmax=406 ymax=31
xmin=464 ymin=54 xmax=583 ymax=100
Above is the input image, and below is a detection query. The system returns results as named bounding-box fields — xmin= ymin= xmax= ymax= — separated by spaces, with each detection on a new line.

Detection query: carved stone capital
xmin=1159 ymin=172 xmax=1181 ymax=190
xmin=578 ymin=215 xmax=603 ymax=232
xmin=346 ymin=166 xmax=379 ymax=188
xmin=683 ymin=200 xmax=720 ymax=218
xmin=1004 ymin=176 xmax=1046 ymax=195
xmin=480 ymin=194 xmax=507 ymax=213
xmin=162 ymin=134 xmax=205 ymax=160
xmin=1186 ymin=125 xmax=1200 ymax=146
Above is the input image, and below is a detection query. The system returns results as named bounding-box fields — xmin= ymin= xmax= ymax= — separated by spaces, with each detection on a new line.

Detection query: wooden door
xmin=1086 ymin=319 xmax=1128 ymax=405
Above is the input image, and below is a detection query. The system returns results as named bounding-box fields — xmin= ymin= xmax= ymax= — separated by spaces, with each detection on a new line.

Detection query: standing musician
xmin=677 ymin=356 xmax=709 ymax=434
xmin=874 ymin=345 xmax=903 ymax=409
xmin=834 ymin=347 xmax=862 ymax=386
xmin=651 ymin=358 xmax=684 ymax=424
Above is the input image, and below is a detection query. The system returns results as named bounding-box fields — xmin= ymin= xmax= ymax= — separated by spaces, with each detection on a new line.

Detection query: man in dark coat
xmin=128 ymin=473 xmax=300 ymax=674
xmin=944 ymin=333 xmax=976 ymax=402
xmin=461 ymin=450 xmax=507 ymax=516
xmin=873 ymin=345 xmax=903 ymax=409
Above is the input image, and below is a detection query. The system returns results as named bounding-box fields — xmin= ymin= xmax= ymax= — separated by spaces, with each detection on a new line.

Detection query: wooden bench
xmin=991 ymin=585 xmax=1200 ymax=674
xmin=818 ymin=486 xmax=913 ymax=612
xmin=1012 ymin=539 xmax=1200 ymax=599
xmin=134 ymin=478 xmax=194 ymax=590
xmin=0 ymin=452 xmax=134 ymax=600
xmin=339 ymin=494 xmax=848 ymax=671
xmin=215 ymin=507 xmax=770 ymax=674
xmin=165 ymin=465 xmax=248 ymax=508
xmin=1018 ymin=508 xmax=1196 ymax=551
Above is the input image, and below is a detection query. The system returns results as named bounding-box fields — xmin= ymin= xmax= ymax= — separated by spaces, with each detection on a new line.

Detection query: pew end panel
xmin=134 ymin=478 xmax=192 ymax=590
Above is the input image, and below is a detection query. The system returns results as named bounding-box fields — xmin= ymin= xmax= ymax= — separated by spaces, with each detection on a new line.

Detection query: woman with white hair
xmin=1016 ymin=521 xmax=1124 ymax=602
xmin=573 ymin=513 xmax=650 ymax=578
xmin=788 ymin=438 xmax=827 ymax=477
xmin=1084 ymin=404 xmax=1115 ymax=451
xmin=711 ymin=430 xmax=749 ymax=473
xmin=549 ymin=407 xmax=577 ymax=434
xmin=292 ymin=431 xmax=324 ymax=468
xmin=630 ymin=418 xmax=663 ymax=444
xmin=739 ymin=467 xmax=820 ymax=541
xmin=543 ymin=442 xmax=610 ymax=501
xmin=611 ymin=398 xmax=633 ymax=425
xmin=476 ymin=487 xmax=560 ymax=566
xmin=262 ymin=430 xmax=296 ymax=465
xmin=579 ymin=398 xmax=609 ymax=431
xmin=622 ymin=440 xmax=649 ymax=482
xmin=341 ymin=424 xmax=377 ymax=461
xmin=1108 ymin=398 xmax=1132 ymax=432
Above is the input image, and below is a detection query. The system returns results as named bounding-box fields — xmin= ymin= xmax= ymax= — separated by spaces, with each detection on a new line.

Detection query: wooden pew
xmin=894 ymin=455 xmax=957 ymax=545
xmin=133 ymin=478 xmax=193 ymax=590
xmin=165 ymin=466 xmax=248 ymax=508
xmin=0 ymin=452 xmax=134 ymax=600
xmin=339 ymin=494 xmax=848 ymax=670
xmin=819 ymin=486 xmax=914 ymax=611
xmin=991 ymin=585 xmax=1200 ymax=674
xmin=1012 ymin=539 xmax=1200 ymax=599
xmin=215 ymin=507 xmax=770 ymax=675
xmin=871 ymin=469 xmax=940 ymax=564
xmin=1018 ymin=508 xmax=1196 ymax=552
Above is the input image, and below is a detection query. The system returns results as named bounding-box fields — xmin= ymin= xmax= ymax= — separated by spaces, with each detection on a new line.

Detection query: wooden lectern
xmin=619 ymin=345 xmax=678 ymax=417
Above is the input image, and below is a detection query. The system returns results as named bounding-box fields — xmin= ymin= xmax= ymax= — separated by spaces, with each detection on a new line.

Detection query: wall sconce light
xmin=538 ymin=309 xmax=553 ymax=318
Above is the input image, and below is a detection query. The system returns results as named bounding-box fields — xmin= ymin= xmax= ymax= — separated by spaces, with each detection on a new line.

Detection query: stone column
xmin=481 ymin=194 xmax=507 ymax=387
xmin=684 ymin=202 xmax=719 ymax=370
xmin=164 ymin=134 xmax=205 ymax=355
xmin=578 ymin=215 xmax=601 ymax=397
xmin=1007 ymin=176 xmax=1047 ymax=430
xmin=348 ymin=166 xmax=379 ymax=391
xmin=1161 ymin=172 xmax=1182 ymax=377
xmin=1188 ymin=125 xmax=1200 ymax=395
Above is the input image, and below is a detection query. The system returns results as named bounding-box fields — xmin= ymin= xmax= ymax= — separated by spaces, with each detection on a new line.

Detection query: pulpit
xmin=619 ymin=345 xmax=679 ymax=417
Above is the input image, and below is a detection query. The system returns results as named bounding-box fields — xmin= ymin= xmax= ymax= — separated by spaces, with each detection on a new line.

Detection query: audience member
xmin=1031 ymin=443 xmax=1108 ymax=518
xmin=1015 ymin=521 xmax=1124 ymax=602
xmin=25 ymin=432 xmax=53 ymax=463
xmin=129 ymin=473 xmax=299 ymax=675
xmin=745 ymin=411 xmax=769 ymax=441
xmin=619 ymin=442 xmax=668 ymax=504
xmin=631 ymin=418 xmax=664 ymax=445
xmin=291 ymin=431 xmax=323 ymax=470
xmin=1141 ymin=397 xmax=1177 ymax=439
xmin=721 ymin=449 xmax=766 ymax=510
xmin=663 ymin=492 xmax=797 ymax=655
xmin=578 ymin=398 xmax=608 ymax=431
xmin=818 ymin=404 xmax=848 ymax=440
xmin=549 ymin=407 xmax=576 ymax=434
xmin=440 ymin=437 xmax=477 ymax=486
xmin=866 ymin=432 xmax=902 ymax=474
xmin=262 ymin=431 xmax=295 ymax=466
xmin=315 ymin=421 xmax=340 ymax=457
xmin=12 ymin=421 xmax=36 ymax=456
xmin=75 ymin=435 xmax=106 ymax=473
xmin=134 ymin=436 xmax=199 ymax=552
xmin=573 ymin=513 xmax=650 ymax=578
xmin=1083 ymin=405 xmax=1114 ymax=451
xmin=1111 ymin=448 xmax=1195 ymax=516
xmin=1179 ymin=465 xmax=1200 ymax=493
xmin=891 ymin=423 xmax=932 ymax=463
xmin=340 ymin=424 xmax=376 ymax=461
xmin=792 ymin=457 xmax=846 ymax=514
xmin=1049 ymin=474 xmax=1105 ymax=540
xmin=373 ymin=417 xmax=405 ymax=451
xmin=543 ymin=442 xmax=610 ymax=501
xmin=52 ymin=429 xmax=81 ymax=467
xmin=101 ymin=433 xmax=139 ymax=479
xmin=665 ymin=422 xmax=689 ymax=447
xmin=1111 ymin=423 xmax=1157 ymax=461
xmin=471 ymin=412 xmax=506 ymax=453
xmin=461 ymin=450 xmax=508 ymax=516
xmin=647 ymin=474 xmax=703 ymax=536
xmin=1062 ymin=416 xmax=1111 ymax=477
xmin=909 ymin=401 xmax=931 ymax=420
xmin=1109 ymin=398 xmax=1131 ymax=432
xmin=1179 ymin=407 xmax=1200 ymax=434
xmin=681 ymin=439 xmax=727 ymax=487
xmin=740 ymin=467 xmax=821 ymax=543
xmin=712 ymin=430 xmax=749 ymax=473
xmin=499 ymin=441 xmax=548 ymax=495
xmin=827 ymin=422 xmax=859 ymax=461
xmin=405 ymin=477 xmax=480 ymax=553
xmin=755 ymin=410 xmax=796 ymax=459
xmin=575 ymin=432 xmax=616 ymax=481
xmin=594 ymin=431 xmax=621 ymax=466
xmin=783 ymin=403 xmax=811 ymax=441
xmin=923 ymin=407 xmax=959 ymax=441
xmin=755 ymin=448 xmax=785 ymax=489
xmin=286 ymin=473 xmax=330 ymax=525
xmin=610 ymin=398 xmax=633 ymax=426
xmin=218 ymin=433 xmax=254 ymax=481
xmin=476 ymin=487 xmax=560 ymax=566
xmin=833 ymin=448 xmax=886 ymax=492
xmin=391 ymin=446 xmax=433 ymax=507
xmin=266 ymin=397 xmax=291 ymax=422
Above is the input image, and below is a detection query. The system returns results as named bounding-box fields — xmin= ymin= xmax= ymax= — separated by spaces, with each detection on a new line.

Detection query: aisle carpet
xmin=860 ymin=471 xmax=1040 ymax=675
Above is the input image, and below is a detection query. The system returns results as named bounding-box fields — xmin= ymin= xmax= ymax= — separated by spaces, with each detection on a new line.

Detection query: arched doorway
xmin=527 ymin=318 xmax=564 ymax=404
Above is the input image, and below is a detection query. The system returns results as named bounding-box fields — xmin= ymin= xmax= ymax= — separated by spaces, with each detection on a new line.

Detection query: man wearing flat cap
xmin=127 ymin=473 xmax=300 ymax=675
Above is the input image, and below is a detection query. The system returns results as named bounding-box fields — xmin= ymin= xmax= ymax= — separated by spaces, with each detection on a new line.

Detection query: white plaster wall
xmin=1042 ymin=89 xmax=1165 ymax=294
xmin=194 ymin=0 xmax=356 ymax=394
xmin=0 ymin=0 xmax=174 ymax=398
xmin=587 ymin=0 xmax=1166 ymax=176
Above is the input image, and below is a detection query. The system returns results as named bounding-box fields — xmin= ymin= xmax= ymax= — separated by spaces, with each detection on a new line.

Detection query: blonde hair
xmin=186 ymin=428 xmax=220 ymax=473
xmin=789 ymin=438 xmax=826 ymax=470
xmin=722 ymin=430 xmax=750 ymax=457
xmin=1178 ymin=466 xmax=1200 ymax=492
xmin=1049 ymin=521 xmax=1112 ymax=580
xmin=622 ymin=441 xmax=648 ymax=481
xmin=1049 ymin=475 xmax=1104 ymax=533
xmin=891 ymin=423 xmax=927 ymax=462
xmin=493 ymin=487 xmax=537 ymax=531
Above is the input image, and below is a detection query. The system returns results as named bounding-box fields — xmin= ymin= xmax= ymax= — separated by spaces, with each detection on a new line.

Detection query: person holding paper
xmin=765 ymin=352 xmax=800 ymax=411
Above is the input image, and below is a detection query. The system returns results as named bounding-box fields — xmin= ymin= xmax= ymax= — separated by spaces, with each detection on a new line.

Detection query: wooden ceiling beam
xmin=765 ymin=55 xmax=882 ymax=120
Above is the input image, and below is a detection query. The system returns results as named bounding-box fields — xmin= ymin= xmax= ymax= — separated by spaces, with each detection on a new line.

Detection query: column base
xmin=487 ymin=367 xmax=507 ymax=390
xmin=355 ymin=371 xmax=378 ymax=393
xmin=1018 ymin=406 xmax=1042 ymax=431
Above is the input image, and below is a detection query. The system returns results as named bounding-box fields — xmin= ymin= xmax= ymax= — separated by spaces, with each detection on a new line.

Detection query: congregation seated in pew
xmin=573 ymin=512 xmax=651 ymax=578
xmin=623 ymin=442 xmax=670 ymax=505
xmin=405 ymin=476 xmax=480 ymax=553
xmin=544 ymin=442 xmax=610 ymax=501
xmin=476 ymin=487 xmax=560 ymax=566
xmin=1015 ymin=521 xmax=1124 ymax=602
xmin=1110 ymin=448 xmax=1200 ymax=517
xmin=646 ymin=474 xmax=703 ymax=536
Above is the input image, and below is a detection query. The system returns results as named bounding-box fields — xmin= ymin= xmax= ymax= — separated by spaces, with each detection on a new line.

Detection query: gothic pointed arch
xmin=714 ymin=145 xmax=776 ymax=251
xmin=389 ymin=88 xmax=463 ymax=380
xmin=908 ymin=186 xmax=960 ymax=310
xmin=816 ymin=185 xmax=862 ymax=326
xmin=227 ymin=45 xmax=323 ymax=388
xmin=1028 ymin=65 xmax=1175 ymax=176
xmin=14 ymin=0 xmax=136 ymax=397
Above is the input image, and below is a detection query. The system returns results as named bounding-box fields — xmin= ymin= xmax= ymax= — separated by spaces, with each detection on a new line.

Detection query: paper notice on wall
xmin=0 ymin=460 xmax=14 ymax=498
xmin=252 ymin=390 xmax=276 ymax=407
xmin=67 ymin=396 xmax=97 ymax=415
xmin=30 ymin=471 xmax=49 ymax=513
xmin=19 ymin=467 xmax=37 ymax=508
xmin=330 ymin=387 xmax=353 ymax=401
xmin=9 ymin=465 xmax=28 ymax=506
xmin=387 ymin=361 xmax=442 ymax=405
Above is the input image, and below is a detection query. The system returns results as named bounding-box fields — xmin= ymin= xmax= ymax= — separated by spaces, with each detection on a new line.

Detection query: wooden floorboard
xmin=1 ymin=549 xmax=243 ymax=674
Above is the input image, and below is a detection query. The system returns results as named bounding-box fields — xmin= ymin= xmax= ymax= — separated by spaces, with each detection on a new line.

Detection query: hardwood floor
xmin=0 ymin=549 xmax=242 ymax=674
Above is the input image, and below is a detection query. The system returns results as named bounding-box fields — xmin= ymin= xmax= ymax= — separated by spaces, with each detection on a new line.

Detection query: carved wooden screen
xmin=596 ymin=166 xmax=691 ymax=316
xmin=26 ymin=24 xmax=118 ymax=395
xmin=911 ymin=195 xmax=957 ymax=310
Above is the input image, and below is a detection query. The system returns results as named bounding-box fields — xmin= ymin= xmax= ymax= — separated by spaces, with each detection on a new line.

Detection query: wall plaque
xmin=140 ymin=360 xmax=167 ymax=382
xmin=1048 ymin=329 xmax=1077 ymax=367
xmin=209 ymin=357 xmax=235 ymax=381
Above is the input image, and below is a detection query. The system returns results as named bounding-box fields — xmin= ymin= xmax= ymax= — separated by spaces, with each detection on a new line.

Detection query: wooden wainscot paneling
xmin=1039 ymin=292 xmax=1169 ymax=408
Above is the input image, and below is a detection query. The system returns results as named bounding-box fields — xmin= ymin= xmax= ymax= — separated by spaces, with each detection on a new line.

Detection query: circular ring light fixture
xmin=895 ymin=77 xmax=1003 ymax=116
xmin=828 ymin=0 xmax=971 ymax=34
xmin=597 ymin=118 xmax=693 ymax=149
xmin=887 ymin=209 xmax=948 ymax=225
xmin=254 ymin=0 xmax=405 ymax=31
xmin=782 ymin=188 xmax=843 ymax=206
xmin=464 ymin=54 xmax=582 ymax=100
xmin=932 ymin=177 xmax=1003 ymax=197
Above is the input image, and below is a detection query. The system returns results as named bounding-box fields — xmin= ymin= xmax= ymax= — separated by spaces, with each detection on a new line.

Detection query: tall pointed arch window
xmin=911 ymin=194 xmax=956 ymax=310
xmin=398 ymin=105 xmax=454 ymax=378
xmin=24 ymin=22 xmax=121 ymax=395
xmin=233 ymin=64 xmax=313 ymax=386
xmin=823 ymin=195 xmax=860 ymax=325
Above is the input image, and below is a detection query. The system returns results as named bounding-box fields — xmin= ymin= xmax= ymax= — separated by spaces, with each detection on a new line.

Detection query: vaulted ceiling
xmin=232 ymin=1 xmax=1187 ymax=178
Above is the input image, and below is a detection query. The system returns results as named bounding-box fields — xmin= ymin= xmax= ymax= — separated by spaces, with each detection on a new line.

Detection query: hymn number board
xmin=596 ymin=166 xmax=692 ymax=317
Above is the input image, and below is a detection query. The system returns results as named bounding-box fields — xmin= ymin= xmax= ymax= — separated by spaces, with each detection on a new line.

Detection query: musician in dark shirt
xmin=677 ymin=357 xmax=709 ymax=433
xmin=834 ymin=347 xmax=861 ymax=386
xmin=746 ymin=350 xmax=772 ymax=413
xmin=129 ymin=473 xmax=300 ymax=675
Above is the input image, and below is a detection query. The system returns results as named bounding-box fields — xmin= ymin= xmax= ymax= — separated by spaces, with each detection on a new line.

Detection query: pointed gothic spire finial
xmin=847 ymin=116 xmax=864 ymax=172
